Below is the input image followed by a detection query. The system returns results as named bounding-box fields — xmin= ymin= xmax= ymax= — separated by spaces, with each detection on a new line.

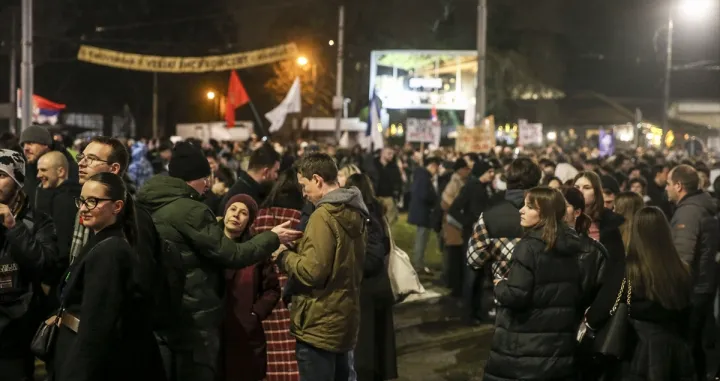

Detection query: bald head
xmin=37 ymin=151 xmax=69 ymax=189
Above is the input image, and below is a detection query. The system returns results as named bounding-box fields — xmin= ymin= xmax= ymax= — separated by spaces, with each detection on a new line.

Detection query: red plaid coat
xmin=251 ymin=207 xmax=302 ymax=381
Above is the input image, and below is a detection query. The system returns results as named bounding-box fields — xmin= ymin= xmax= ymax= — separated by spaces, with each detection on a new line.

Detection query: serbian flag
xmin=17 ymin=90 xmax=66 ymax=125
xmin=225 ymin=71 xmax=250 ymax=128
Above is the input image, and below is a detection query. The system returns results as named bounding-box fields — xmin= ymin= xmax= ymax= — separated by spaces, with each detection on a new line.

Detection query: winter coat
xmin=577 ymin=233 xmax=609 ymax=310
xmin=24 ymin=144 xmax=79 ymax=209
xmin=586 ymin=259 xmax=695 ymax=381
xmin=135 ymin=175 xmax=280 ymax=352
xmin=670 ymin=190 xmax=719 ymax=295
xmin=277 ymin=187 xmax=368 ymax=352
xmin=448 ymin=177 xmax=495 ymax=243
xmin=407 ymin=167 xmax=437 ymax=228
xmin=223 ymin=219 xmax=281 ymax=381
xmin=596 ymin=208 xmax=626 ymax=264
xmin=52 ymin=225 xmax=164 ymax=381
xmin=34 ymin=180 xmax=81 ymax=285
xmin=367 ymin=158 xmax=403 ymax=199
xmin=484 ymin=226 xmax=583 ymax=381
xmin=355 ymin=201 xmax=397 ymax=380
xmin=128 ymin=142 xmax=154 ymax=188
xmin=0 ymin=199 xmax=57 ymax=357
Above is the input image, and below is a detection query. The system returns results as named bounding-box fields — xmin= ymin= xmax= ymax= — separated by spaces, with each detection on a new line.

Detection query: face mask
xmin=494 ymin=176 xmax=507 ymax=191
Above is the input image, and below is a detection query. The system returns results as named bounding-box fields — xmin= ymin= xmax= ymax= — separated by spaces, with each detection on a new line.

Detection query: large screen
xmin=369 ymin=50 xmax=477 ymax=111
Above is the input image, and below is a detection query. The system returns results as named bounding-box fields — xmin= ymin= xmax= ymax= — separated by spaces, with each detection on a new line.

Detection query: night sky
xmin=0 ymin=0 xmax=717 ymax=137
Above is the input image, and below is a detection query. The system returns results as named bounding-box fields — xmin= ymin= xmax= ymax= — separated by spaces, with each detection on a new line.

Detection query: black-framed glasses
xmin=75 ymin=196 xmax=114 ymax=210
xmin=76 ymin=153 xmax=110 ymax=166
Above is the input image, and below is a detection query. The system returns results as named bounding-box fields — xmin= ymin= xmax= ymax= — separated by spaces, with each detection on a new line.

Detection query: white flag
xmin=367 ymin=93 xmax=384 ymax=150
xmin=339 ymin=131 xmax=350 ymax=148
xmin=266 ymin=77 xmax=301 ymax=133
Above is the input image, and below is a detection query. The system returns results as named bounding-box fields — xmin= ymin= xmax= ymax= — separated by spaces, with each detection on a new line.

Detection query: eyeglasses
xmin=76 ymin=153 xmax=110 ymax=166
xmin=75 ymin=196 xmax=114 ymax=210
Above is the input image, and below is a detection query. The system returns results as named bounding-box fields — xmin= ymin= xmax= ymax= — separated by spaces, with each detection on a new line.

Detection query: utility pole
xmin=20 ymin=0 xmax=33 ymax=132
xmin=333 ymin=4 xmax=345 ymax=143
xmin=662 ymin=6 xmax=674 ymax=140
xmin=9 ymin=9 xmax=17 ymax=135
xmin=152 ymin=72 xmax=159 ymax=138
xmin=474 ymin=0 xmax=487 ymax=127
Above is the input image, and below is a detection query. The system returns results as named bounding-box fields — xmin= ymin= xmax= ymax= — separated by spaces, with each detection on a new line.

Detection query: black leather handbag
xmin=593 ymin=278 xmax=632 ymax=359
xmin=30 ymin=308 xmax=63 ymax=361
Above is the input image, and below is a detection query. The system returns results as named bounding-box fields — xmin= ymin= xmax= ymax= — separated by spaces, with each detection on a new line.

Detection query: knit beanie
xmin=168 ymin=142 xmax=211 ymax=182
xmin=19 ymin=125 xmax=53 ymax=146
xmin=0 ymin=149 xmax=26 ymax=187
xmin=224 ymin=194 xmax=258 ymax=224
xmin=472 ymin=159 xmax=494 ymax=178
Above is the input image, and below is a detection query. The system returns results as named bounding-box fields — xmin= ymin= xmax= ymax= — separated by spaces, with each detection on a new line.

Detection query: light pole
xmin=662 ymin=0 xmax=716 ymax=138
xmin=20 ymin=0 xmax=33 ymax=133
xmin=474 ymin=0 xmax=487 ymax=127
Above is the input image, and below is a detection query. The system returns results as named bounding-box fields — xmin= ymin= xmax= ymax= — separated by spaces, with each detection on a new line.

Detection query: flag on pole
xmin=225 ymin=70 xmax=250 ymax=128
xmin=265 ymin=77 xmax=301 ymax=133
xmin=366 ymin=91 xmax=384 ymax=150
xmin=17 ymin=90 xmax=66 ymax=125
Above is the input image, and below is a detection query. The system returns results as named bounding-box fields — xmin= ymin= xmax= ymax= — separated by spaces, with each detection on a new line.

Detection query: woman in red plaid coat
xmin=250 ymin=169 xmax=305 ymax=381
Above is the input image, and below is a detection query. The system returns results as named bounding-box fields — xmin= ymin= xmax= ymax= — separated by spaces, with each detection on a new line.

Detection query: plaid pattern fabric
xmin=252 ymin=207 xmax=302 ymax=381
xmin=69 ymin=212 xmax=90 ymax=264
xmin=466 ymin=213 xmax=521 ymax=278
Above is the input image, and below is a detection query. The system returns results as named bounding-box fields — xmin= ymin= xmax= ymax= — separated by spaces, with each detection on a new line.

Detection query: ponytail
xmin=122 ymin=193 xmax=139 ymax=247
xmin=575 ymin=212 xmax=592 ymax=235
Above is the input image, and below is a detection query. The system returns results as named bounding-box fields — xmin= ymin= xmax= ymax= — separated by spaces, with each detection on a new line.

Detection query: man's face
xmin=0 ymin=172 xmax=17 ymax=204
xmin=656 ymin=167 xmax=669 ymax=185
xmin=23 ymin=142 xmax=50 ymax=164
xmin=543 ymin=166 xmax=555 ymax=177
xmin=604 ymin=192 xmax=616 ymax=210
xmin=37 ymin=156 xmax=63 ymax=189
xmin=381 ymin=148 xmax=394 ymax=163
xmin=427 ymin=163 xmax=439 ymax=176
xmin=160 ymin=149 xmax=172 ymax=161
xmin=665 ymin=170 xmax=681 ymax=203
xmin=297 ymin=173 xmax=323 ymax=204
xmin=259 ymin=161 xmax=281 ymax=184
xmin=479 ymin=168 xmax=495 ymax=183
xmin=629 ymin=169 xmax=641 ymax=179
xmin=207 ymin=157 xmax=219 ymax=174
xmin=621 ymin=159 xmax=632 ymax=172
xmin=78 ymin=142 xmax=116 ymax=185
xmin=457 ymin=167 xmax=471 ymax=179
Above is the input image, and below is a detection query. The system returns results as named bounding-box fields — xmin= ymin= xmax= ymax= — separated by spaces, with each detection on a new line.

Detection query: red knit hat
xmin=223 ymin=194 xmax=258 ymax=224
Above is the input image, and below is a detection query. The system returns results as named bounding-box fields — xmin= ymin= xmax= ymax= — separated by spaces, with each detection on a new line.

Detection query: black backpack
xmin=136 ymin=205 xmax=186 ymax=331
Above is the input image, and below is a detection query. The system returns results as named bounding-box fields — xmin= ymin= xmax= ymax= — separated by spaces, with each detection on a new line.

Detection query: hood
xmin=131 ymin=142 xmax=149 ymax=162
xmin=527 ymin=224 xmax=582 ymax=256
xmin=598 ymin=208 xmax=625 ymax=232
xmin=505 ymin=189 xmax=525 ymax=208
xmin=135 ymin=174 xmax=200 ymax=212
xmin=315 ymin=187 xmax=370 ymax=239
xmin=678 ymin=190 xmax=718 ymax=215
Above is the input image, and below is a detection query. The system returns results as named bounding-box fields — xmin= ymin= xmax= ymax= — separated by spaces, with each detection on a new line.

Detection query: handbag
xmin=30 ymin=309 xmax=63 ymax=361
xmin=592 ymin=278 xmax=632 ymax=359
xmin=385 ymin=220 xmax=425 ymax=303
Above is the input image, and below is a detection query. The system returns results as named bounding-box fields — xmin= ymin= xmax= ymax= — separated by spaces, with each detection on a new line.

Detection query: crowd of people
xmin=0 ymin=123 xmax=719 ymax=380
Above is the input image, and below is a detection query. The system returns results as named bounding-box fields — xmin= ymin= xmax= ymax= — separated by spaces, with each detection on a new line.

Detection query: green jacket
xmin=136 ymin=175 xmax=280 ymax=348
xmin=280 ymin=187 xmax=368 ymax=352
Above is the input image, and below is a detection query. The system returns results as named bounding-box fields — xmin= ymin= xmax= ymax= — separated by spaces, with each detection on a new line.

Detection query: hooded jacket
xmin=136 ymin=175 xmax=280 ymax=349
xmin=278 ymin=187 xmax=368 ymax=352
xmin=671 ymin=190 xmax=719 ymax=295
xmin=484 ymin=226 xmax=583 ymax=381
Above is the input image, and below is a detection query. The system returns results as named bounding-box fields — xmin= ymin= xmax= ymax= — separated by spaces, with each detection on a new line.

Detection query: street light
xmin=296 ymin=56 xmax=309 ymax=66
xmin=679 ymin=0 xmax=715 ymax=19
xmin=206 ymin=90 xmax=216 ymax=100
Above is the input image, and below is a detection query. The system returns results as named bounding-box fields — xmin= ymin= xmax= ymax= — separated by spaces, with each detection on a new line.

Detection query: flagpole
xmin=247 ymin=100 xmax=268 ymax=137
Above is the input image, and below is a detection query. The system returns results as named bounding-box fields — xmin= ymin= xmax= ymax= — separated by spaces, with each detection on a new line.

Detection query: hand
xmin=493 ymin=278 xmax=504 ymax=286
xmin=271 ymin=221 xmax=302 ymax=244
xmin=271 ymin=244 xmax=288 ymax=262
xmin=0 ymin=204 xmax=16 ymax=229
xmin=211 ymin=181 xmax=227 ymax=196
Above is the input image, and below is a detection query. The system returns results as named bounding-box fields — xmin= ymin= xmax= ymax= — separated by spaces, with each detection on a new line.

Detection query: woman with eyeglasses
xmin=52 ymin=172 xmax=163 ymax=381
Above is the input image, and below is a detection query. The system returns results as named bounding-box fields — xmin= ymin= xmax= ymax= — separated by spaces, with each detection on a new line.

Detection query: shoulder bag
xmin=592 ymin=278 xmax=633 ymax=359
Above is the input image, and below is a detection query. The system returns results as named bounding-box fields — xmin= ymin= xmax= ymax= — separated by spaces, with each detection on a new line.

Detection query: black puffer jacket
xmin=596 ymin=208 xmax=625 ymax=264
xmin=578 ymin=233 xmax=609 ymax=309
xmin=484 ymin=226 xmax=583 ymax=381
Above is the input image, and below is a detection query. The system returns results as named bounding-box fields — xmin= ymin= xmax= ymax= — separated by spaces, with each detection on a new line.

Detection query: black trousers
xmin=690 ymin=293 xmax=713 ymax=381
xmin=444 ymin=245 xmax=465 ymax=297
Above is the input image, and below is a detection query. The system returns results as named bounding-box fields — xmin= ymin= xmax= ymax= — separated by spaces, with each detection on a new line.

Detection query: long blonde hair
xmin=614 ymin=192 xmax=644 ymax=250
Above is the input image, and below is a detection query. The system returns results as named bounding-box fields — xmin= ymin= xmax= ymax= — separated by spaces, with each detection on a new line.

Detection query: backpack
xmin=136 ymin=205 xmax=186 ymax=332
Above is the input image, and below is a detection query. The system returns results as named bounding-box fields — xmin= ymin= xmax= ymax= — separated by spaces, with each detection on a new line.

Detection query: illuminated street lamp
xmin=206 ymin=90 xmax=216 ymax=100
xmin=296 ymin=56 xmax=309 ymax=66
xmin=328 ymin=40 xmax=335 ymax=46
xmin=679 ymin=0 xmax=715 ymax=19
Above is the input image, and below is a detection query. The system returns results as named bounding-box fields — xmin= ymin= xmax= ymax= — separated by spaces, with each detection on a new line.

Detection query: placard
xmin=518 ymin=119 xmax=543 ymax=146
xmin=455 ymin=116 xmax=496 ymax=153
xmin=406 ymin=118 xmax=440 ymax=145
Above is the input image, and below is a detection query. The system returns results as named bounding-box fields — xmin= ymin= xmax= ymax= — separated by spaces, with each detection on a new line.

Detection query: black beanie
xmin=472 ymin=159 xmax=494 ymax=178
xmin=169 ymin=142 xmax=211 ymax=182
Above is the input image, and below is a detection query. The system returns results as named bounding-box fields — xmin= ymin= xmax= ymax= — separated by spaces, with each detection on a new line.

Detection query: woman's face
xmin=520 ymin=196 xmax=541 ymax=228
xmin=574 ymin=176 xmax=595 ymax=207
xmin=224 ymin=202 xmax=250 ymax=237
xmin=78 ymin=180 xmax=121 ymax=232
xmin=548 ymin=179 xmax=562 ymax=189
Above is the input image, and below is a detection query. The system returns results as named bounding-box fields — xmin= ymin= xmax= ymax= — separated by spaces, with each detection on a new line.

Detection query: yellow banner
xmin=77 ymin=43 xmax=298 ymax=73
